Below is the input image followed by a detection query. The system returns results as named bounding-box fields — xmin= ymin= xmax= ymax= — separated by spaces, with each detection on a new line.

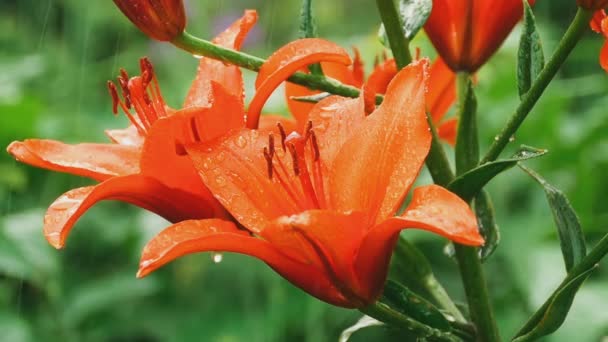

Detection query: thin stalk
xmin=171 ymin=31 xmax=362 ymax=98
xmin=360 ymin=302 xmax=463 ymax=342
xmin=375 ymin=0 xmax=412 ymax=68
xmin=454 ymin=72 xmax=500 ymax=342
xmin=481 ymin=8 xmax=593 ymax=163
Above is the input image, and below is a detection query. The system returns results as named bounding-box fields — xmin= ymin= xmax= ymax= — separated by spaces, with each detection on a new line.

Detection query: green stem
xmin=171 ymin=31 xmax=362 ymax=98
xmin=360 ymin=302 xmax=463 ymax=342
xmin=425 ymin=113 xmax=455 ymax=186
xmin=481 ymin=8 xmax=593 ymax=163
xmin=516 ymin=233 xmax=608 ymax=336
xmin=454 ymin=73 xmax=500 ymax=342
xmin=375 ymin=0 xmax=412 ymax=68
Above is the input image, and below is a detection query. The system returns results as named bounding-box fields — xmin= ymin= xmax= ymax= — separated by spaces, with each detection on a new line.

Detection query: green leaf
xmin=289 ymin=92 xmax=332 ymax=104
xmin=517 ymin=0 xmax=545 ymax=98
xmin=299 ymin=0 xmax=323 ymax=75
xmin=475 ymin=190 xmax=500 ymax=261
xmin=398 ymin=0 xmax=433 ymax=39
xmin=381 ymin=280 xmax=451 ymax=331
xmin=513 ymin=266 xmax=596 ymax=342
xmin=447 ymin=146 xmax=547 ymax=202
xmin=378 ymin=0 xmax=433 ymax=46
xmin=339 ymin=316 xmax=385 ymax=342
xmin=519 ymin=165 xmax=587 ymax=272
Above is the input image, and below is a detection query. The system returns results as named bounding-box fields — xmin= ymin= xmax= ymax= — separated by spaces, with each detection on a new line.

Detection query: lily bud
xmin=113 ymin=0 xmax=186 ymax=41
xmin=577 ymin=0 xmax=608 ymax=10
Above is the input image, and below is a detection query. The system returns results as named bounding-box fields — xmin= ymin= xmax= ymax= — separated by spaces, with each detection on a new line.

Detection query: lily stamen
xmin=106 ymin=57 xmax=168 ymax=136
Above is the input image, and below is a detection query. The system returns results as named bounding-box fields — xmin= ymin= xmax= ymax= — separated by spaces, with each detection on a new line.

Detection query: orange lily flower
xmin=136 ymin=40 xmax=483 ymax=308
xmin=590 ymin=10 xmax=608 ymax=72
xmin=6 ymin=11 xmax=264 ymax=249
xmin=425 ymin=0 xmax=536 ymax=72
xmin=113 ymin=0 xmax=186 ymax=41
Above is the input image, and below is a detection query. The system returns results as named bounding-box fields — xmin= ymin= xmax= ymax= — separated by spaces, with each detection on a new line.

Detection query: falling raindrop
xmin=212 ymin=253 xmax=223 ymax=263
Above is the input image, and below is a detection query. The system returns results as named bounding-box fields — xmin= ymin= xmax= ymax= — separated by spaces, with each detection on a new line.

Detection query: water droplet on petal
xmin=235 ymin=135 xmax=247 ymax=148
xmin=215 ymin=176 xmax=226 ymax=186
xmin=212 ymin=253 xmax=223 ymax=263
xmin=193 ymin=54 xmax=203 ymax=59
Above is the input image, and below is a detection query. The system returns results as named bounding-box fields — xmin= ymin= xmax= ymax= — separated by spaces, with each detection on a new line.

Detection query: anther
xmin=288 ymin=143 xmax=300 ymax=176
xmin=107 ymin=81 xmax=119 ymax=115
xmin=263 ymin=147 xmax=273 ymax=179
xmin=304 ymin=121 xmax=313 ymax=142
xmin=277 ymin=123 xmax=287 ymax=151
xmin=268 ymin=134 xmax=275 ymax=158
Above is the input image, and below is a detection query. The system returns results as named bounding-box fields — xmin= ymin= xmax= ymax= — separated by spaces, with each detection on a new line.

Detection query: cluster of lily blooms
xmin=7 ymin=0 xmax=607 ymax=308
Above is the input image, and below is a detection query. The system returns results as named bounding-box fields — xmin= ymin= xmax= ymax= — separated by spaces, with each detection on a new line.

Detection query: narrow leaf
xmin=299 ymin=0 xmax=323 ymax=75
xmin=513 ymin=266 xmax=596 ymax=342
xmin=399 ymin=0 xmax=433 ymax=39
xmin=475 ymin=190 xmax=500 ymax=261
xmin=381 ymin=280 xmax=451 ymax=331
xmin=378 ymin=0 xmax=433 ymax=46
xmin=519 ymin=165 xmax=587 ymax=271
xmin=339 ymin=316 xmax=385 ymax=342
xmin=517 ymin=0 xmax=545 ymax=98
xmin=289 ymin=92 xmax=332 ymax=104
xmin=447 ymin=146 xmax=547 ymax=202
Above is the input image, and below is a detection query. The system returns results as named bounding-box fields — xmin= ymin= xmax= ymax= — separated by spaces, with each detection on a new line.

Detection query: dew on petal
xmin=212 ymin=252 xmax=223 ymax=263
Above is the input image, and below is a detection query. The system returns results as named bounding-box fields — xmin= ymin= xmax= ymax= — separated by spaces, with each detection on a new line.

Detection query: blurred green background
xmin=1 ymin=0 xmax=607 ymax=341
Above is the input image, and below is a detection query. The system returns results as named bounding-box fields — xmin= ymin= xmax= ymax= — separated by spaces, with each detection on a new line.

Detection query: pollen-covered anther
xmin=277 ymin=123 xmax=287 ymax=152
xmin=106 ymin=58 xmax=169 ymax=136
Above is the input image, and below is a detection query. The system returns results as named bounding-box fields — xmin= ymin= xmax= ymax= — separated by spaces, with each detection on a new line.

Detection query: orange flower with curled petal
xmin=425 ymin=0 xmax=536 ymax=72
xmin=136 ymin=40 xmax=483 ymax=308
xmin=590 ymin=10 xmax=608 ymax=72
xmin=6 ymin=11 xmax=263 ymax=249
xmin=113 ymin=0 xmax=186 ymax=41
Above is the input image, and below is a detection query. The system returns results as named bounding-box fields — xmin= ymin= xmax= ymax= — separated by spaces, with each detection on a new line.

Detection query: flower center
xmin=107 ymin=57 xmax=168 ymax=135
xmin=263 ymin=122 xmax=327 ymax=211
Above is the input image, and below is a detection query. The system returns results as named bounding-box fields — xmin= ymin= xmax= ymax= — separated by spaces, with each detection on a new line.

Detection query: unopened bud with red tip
xmin=577 ymin=0 xmax=608 ymax=10
xmin=113 ymin=0 xmax=186 ymax=41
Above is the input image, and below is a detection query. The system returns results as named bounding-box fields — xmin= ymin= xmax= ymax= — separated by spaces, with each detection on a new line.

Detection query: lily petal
xmin=362 ymin=59 xmax=397 ymax=114
xmin=308 ymin=95 xmax=365 ymax=168
xmin=183 ymin=10 xmax=257 ymax=108
xmin=247 ymin=38 xmax=352 ymax=128
xmin=105 ymin=124 xmax=145 ymax=147
xmin=437 ymin=118 xmax=458 ymax=146
xmin=7 ymin=139 xmax=140 ymax=181
xmin=138 ymin=218 xmax=351 ymax=306
xmin=354 ymin=184 xmax=483 ymax=299
xmin=427 ymin=58 xmax=456 ymax=123
xmin=44 ymin=174 xmax=219 ymax=249
xmin=186 ymin=129 xmax=301 ymax=233
xmin=268 ymin=210 xmax=370 ymax=306
xmin=140 ymin=101 xmax=232 ymax=215
xmin=601 ymin=40 xmax=608 ymax=72
xmin=329 ymin=59 xmax=431 ymax=223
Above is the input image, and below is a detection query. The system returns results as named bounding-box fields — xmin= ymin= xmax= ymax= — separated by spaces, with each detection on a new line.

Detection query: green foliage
xmin=517 ymin=0 xmax=545 ymax=98
xmin=520 ymin=165 xmax=587 ymax=272
xmin=447 ymin=146 xmax=547 ymax=202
